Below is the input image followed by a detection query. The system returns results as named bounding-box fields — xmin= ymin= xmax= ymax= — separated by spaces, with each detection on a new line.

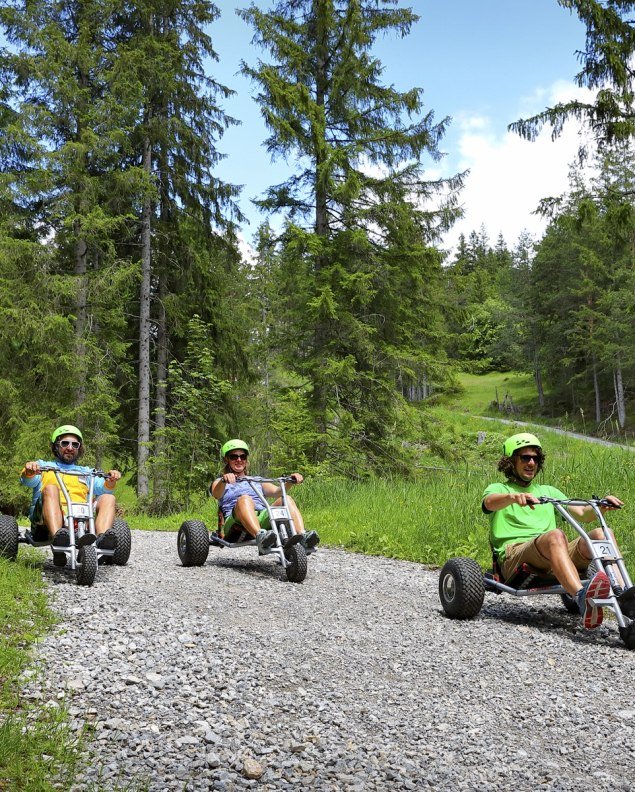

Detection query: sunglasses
xmin=59 ymin=440 xmax=81 ymax=449
xmin=518 ymin=453 xmax=539 ymax=463
xmin=228 ymin=453 xmax=247 ymax=461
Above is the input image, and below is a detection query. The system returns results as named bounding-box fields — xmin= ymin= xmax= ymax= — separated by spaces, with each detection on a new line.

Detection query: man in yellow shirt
xmin=21 ymin=424 xmax=121 ymax=549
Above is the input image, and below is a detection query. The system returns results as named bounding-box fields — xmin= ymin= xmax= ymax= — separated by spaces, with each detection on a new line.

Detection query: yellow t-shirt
xmin=40 ymin=469 xmax=89 ymax=505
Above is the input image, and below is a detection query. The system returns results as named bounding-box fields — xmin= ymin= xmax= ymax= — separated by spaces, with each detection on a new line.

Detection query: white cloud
xmin=441 ymin=81 xmax=596 ymax=254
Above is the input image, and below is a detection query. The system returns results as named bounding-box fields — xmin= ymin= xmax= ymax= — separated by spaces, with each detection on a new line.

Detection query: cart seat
xmin=491 ymin=551 xmax=559 ymax=590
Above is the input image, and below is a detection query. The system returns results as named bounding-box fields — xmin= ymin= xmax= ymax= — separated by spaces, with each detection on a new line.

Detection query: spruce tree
xmin=240 ymin=0 xmax=462 ymax=468
xmin=511 ymin=0 xmax=635 ymax=148
xmin=108 ymin=0 xmax=244 ymax=500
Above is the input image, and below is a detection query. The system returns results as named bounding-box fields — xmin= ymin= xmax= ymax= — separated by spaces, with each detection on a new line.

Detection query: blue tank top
xmin=218 ymin=479 xmax=268 ymax=517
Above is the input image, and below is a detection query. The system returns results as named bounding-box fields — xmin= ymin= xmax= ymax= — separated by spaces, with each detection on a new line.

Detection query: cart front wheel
xmin=619 ymin=622 xmax=635 ymax=650
xmin=285 ymin=543 xmax=307 ymax=583
xmin=439 ymin=557 xmax=485 ymax=619
xmin=76 ymin=545 xmax=98 ymax=586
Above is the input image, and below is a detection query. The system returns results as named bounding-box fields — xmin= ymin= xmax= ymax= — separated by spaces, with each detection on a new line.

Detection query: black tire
xmin=620 ymin=622 xmax=635 ymax=650
xmin=285 ymin=543 xmax=307 ymax=583
xmin=439 ymin=557 xmax=485 ymax=619
xmin=76 ymin=545 xmax=98 ymax=586
xmin=0 ymin=515 xmax=19 ymax=560
xmin=561 ymin=592 xmax=579 ymax=614
xmin=178 ymin=520 xmax=210 ymax=567
xmin=53 ymin=551 xmax=67 ymax=567
xmin=109 ymin=518 xmax=132 ymax=566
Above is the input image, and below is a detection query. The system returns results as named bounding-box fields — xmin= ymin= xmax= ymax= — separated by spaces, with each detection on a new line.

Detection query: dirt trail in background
xmin=476 ymin=415 xmax=635 ymax=452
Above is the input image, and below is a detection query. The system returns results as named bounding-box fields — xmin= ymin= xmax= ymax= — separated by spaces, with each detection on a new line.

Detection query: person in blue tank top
xmin=210 ymin=439 xmax=319 ymax=553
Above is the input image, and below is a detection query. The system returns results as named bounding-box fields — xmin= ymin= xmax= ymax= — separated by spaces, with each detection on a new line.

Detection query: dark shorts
xmin=502 ymin=534 xmax=588 ymax=580
xmin=32 ymin=496 xmax=45 ymax=526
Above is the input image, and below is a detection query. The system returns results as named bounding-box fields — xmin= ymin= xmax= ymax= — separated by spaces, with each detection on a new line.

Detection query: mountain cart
xmin=177 ymin=475 xmax=314 ymax=583
xmin=439 ymin=497 xmax=635 ymax=649
xmin=0 ymin=466 xmax=131 ymax=587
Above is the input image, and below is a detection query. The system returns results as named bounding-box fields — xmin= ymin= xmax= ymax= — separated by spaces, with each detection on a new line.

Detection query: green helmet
xmin=221 ymin=438 xmax=249 ymax=458
xmin=51 ymin=424 xmax=83 ymax=444
xmin=503 ymin=432 xmax=541 ymax=457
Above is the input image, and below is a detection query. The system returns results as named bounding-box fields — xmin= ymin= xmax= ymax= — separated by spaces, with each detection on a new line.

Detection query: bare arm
xmin=262 ymin=473 xmax=303 ymax=499
xmin=567 ymin=495 xmax=624 ymax=523
xmin=211 ymin=473 xmax=237 ymax=500
xmin=483 ymin=491 xmax=540 ymax=512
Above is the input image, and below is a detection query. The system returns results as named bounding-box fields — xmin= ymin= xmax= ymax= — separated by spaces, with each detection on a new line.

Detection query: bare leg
xmin=94 ymin=493 xmax=116 ymax=536
xmin=42 ymin=485 xmax=64 ymax=539
xmin=233 ymin=495 xmax=263 ymax=538
xmin=535 ymin=530 xmax=583 ymax=597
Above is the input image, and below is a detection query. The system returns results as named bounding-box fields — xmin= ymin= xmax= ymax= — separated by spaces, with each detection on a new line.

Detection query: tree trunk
xmin=614 ymin=363 xmax=626 ymax=429
xmin=592 ymin=357 xmax=601 ymax=423
xmin=311 ymin=1 xmax=329 ymax=443
xmin=137 ymin=130 xmax=153 ymax=498
xmin=152 ymin=272 xmax=168 ymax=510
xmin=534 ymin=352 xmax=545 ymax=408
xmin=74 ymin=228 xmax=88 ymax=407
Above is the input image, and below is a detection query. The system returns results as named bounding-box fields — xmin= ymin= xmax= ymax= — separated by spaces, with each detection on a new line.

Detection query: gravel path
xmin=21 ymin=531 xmax=635 ymax=791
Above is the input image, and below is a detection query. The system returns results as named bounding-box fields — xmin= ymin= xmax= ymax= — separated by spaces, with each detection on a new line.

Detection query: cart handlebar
xmin=236 ymin=475 xmax=301 ymax=484
xmin=37 ymin=465 xmax=110 ymax=479
xmin=537 ymin=496 xmax=621 ymax=509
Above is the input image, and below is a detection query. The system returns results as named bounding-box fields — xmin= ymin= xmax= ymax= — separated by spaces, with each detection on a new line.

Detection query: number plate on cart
xmin=270 ymin=508 xmax=289 ymax=520
xmin=592 ymin=539 xmax=617 ymax=559
xmin=70 ymin=503 xmax=91 ymax=518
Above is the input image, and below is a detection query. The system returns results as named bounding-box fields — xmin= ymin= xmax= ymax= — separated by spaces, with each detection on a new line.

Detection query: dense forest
xmin=1 ymin=0 xmax=634 ymax=514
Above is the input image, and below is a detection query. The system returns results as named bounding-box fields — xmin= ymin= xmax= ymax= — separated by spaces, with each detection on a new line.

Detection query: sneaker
xmin=618 ymin=585 xmax=635 ymax=618
xmin=96 ymin=530 xmax=117 ymax=551
xmin=255 ymin=529 xmax=276 ymax=554
xmin=302 ymin=530 xmax=320 ymax=550
xmin=52 ymin=528 xmax=70 ymax=547
xmin=576 ymin=570 xmax=611 ymax=629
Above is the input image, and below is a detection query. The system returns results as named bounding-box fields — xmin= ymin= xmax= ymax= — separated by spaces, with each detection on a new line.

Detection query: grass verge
xmin=0 ymin=550 xmax=79 ymax=790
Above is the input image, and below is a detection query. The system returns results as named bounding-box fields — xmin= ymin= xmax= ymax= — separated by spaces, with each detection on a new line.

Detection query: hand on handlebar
xmin=512 ymin=492 xmax=540 ymax=509
xmin=600 ymin=495 xmax=623 ymax=511
xmin=222 ymin=473 xmax=237 ymax=484
xmin=288 ymin=473 xmax=303 ymax=485
xmin=24 ymin=461 xmax=41 ymax=476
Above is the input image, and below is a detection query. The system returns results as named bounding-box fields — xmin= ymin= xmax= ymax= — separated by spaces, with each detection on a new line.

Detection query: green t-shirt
xmin=482 ymin=481 xmax=567 ymax=560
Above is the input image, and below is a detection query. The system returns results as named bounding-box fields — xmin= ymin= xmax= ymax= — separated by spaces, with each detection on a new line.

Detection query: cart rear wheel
xmin=0 ymin=515 xmax=19 ymax=560
xmin=76 ymin=545 xmax=97 ymax=586
xmin=178 ymin=520 xmax=210 ymax=567
xmin=108 ymin=518 xmax=132 ymax=566
xmin=439 ymin=557 xmax=485 ymax=619
xmin=285 ymin=543 xmax=307 ymax=583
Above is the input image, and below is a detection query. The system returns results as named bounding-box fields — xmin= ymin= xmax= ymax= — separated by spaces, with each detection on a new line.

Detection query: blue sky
xmin=0 ymin=1 xmax=591 ymax=252
xmin=211 ymin=1 xmax=590 ymax=254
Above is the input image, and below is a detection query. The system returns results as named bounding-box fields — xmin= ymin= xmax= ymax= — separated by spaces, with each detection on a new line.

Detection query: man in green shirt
xmin=482 ymin=432 xmax=625 ymax=629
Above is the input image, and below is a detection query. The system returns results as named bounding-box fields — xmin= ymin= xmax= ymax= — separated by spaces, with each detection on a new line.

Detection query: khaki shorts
xmin=502 ymin=533 xmax=588 ymax=581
